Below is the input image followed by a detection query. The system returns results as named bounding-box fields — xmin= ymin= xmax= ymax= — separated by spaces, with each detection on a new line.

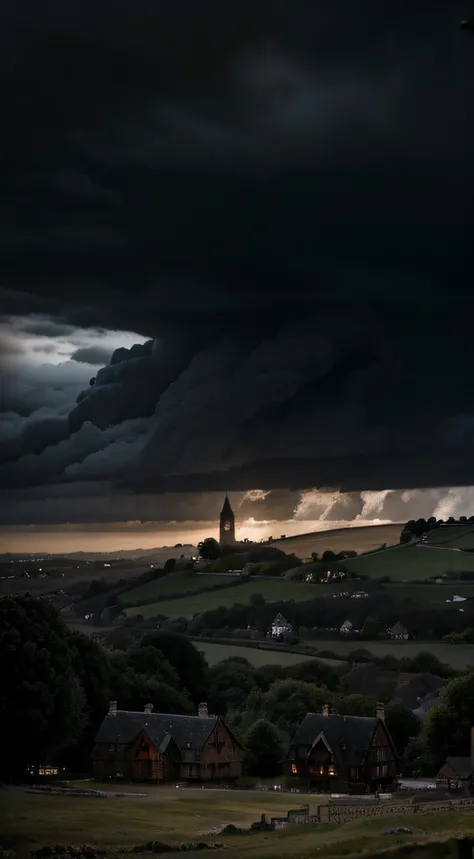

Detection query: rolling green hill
xmin=344 ymin=543 xmax=474 ymax=580
xmin=425 ymin=525 xmax=474 ymax=550
xmin=124 ymin=577 xmax=316 ymax=618
xmin=271 ymin=522 xmax=402 ymax=559
xmin=120 ymin=571 xmax=233 ymax=604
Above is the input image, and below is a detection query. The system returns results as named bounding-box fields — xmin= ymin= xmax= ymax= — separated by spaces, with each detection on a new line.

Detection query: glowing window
xmin=328 ymin=765 xmax=336 ymax=776
xmin=291 ymin=764 xmax=298 ymax=774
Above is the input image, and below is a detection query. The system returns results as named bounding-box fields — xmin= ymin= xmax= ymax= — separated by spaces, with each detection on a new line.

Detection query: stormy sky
xmin=1 ymin=1 xmax=473 ymax=552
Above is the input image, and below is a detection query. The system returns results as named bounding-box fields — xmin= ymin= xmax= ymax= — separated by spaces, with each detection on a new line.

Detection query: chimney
xmin=144 ymin=703 xmax=154 ymax=714
xmin=109 ymin=700 xmax=117 ymax=714
xmin=322 ymin=704 xmax=330 ymax=717
xmin=198 ymin=702 xmax=208 ymax=718
xmin=376 ymin=702 xmax=385 ymax=722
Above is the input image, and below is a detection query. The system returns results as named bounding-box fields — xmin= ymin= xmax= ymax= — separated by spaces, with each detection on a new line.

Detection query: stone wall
xmin=320 ymin=797 xmax=474 ymax=825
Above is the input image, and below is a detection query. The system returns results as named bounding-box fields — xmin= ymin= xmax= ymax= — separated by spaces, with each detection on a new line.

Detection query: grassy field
xmin=304 ymin=639 xmax=474 ymax=669
xmin=194 ymin=640 xmax=344 ymax=667
xmin=120 ymin=571 xmax=234 ymax=604
xmin=344 ymin=544 xmax=474 ymax=580
xmin=425 ymin=526 xmax=474 ymax=548
xmin=125 ymin=578 xmax=318 ymax=618
xmin=272 ymin=523 xmax=403 ymax=559
xmin=3 ymin=786 xmax=474 ymax=859
xmin=1 ymin=785 xmax=316 ymax=854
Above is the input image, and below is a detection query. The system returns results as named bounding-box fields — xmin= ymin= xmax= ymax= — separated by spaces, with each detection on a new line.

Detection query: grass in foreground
xmin=1 ymin=786 xmax=315 ymax=855
xmin=3 ymin=788 xmax=474 ymax=859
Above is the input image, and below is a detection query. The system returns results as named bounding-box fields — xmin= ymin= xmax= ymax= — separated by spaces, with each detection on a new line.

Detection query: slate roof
xmin=389 ymin=621 xmax=408 ymax=635
xmin=290 ymin=713 xmax=383 ymax=766
xmin=272 ymin=613 xmax=291 ymax=626
xmin=445 ymin=757 xmax=474 ymax=779
xmin=94 ymin=710 xmax=219 ymax=751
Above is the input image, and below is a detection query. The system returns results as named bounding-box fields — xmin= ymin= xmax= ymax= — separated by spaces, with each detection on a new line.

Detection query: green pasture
xmin=304 ymin=638 xmax=474 ymax=670
xmin=125 ymin=578 xmax=318 ymax=618
xmin=3 ymin=786 xmax=474 ymax=859
xmin=194 ymin=639 xmax=343 ymax=667
xmin=345 ymin=544 xmax=474 ymax=580
xmin=120 ymin=571 xmax=234 ymax=604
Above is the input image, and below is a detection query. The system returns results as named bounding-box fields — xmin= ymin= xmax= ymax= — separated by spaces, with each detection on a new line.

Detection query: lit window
xmin=291 ymin=764 xmax=298 ymax=774
xmin=328 ymin=765 xmax=335 ymax=776
xmin=319 ymin=765 xmax=324 ymax=775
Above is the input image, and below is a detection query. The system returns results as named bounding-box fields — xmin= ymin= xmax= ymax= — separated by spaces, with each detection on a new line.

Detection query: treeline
xmin=207 ymin=653 xmax=474 ymax=778
xmin=401 ymin=515 xmax=474 ymax=541
xmin=184 ymin=590 xmax=474 ymax=641
xmin=2 ymin=593 xmax=473 ymax=783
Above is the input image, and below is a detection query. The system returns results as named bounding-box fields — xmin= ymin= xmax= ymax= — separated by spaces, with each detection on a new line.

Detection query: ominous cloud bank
xmin=0 ymin=1 xmax=473 ymax=531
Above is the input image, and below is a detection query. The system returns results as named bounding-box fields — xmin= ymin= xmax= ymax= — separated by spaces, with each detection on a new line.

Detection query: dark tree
xmin=141 ymin=631 xmax=208 ymax=703
xmin=199 ymin=538 xmax=222 ymax=559
xmin=244 ymin=719 xmax=283 ymax=777
xmin=0 ymin=595 xmax=87 ymax=780
xmin=164 ymin=558 xmax=177 ymax=572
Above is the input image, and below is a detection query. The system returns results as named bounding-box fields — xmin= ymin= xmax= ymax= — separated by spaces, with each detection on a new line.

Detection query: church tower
xmin=219 ymin=495 xmax=236 ymax=546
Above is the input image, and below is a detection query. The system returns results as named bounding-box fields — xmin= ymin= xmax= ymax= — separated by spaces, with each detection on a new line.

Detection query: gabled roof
xmin=272 ymin=612 xmax=291 ymax=626
xmin=389 ymin=621 xmax=408 ymax=635
xmin=221 ymin=495 xmax=233 ymax=517
xmin=290 ymin=713 xmax=384 ymax=767
xmin=445 ymin=757 xmax=474 ymax=779
xmin=94 ymin=710 xmax=219 ymax=751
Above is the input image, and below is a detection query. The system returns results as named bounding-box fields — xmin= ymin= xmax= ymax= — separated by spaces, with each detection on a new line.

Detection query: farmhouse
xmin=286 ymin=703 xmax=399 ymax=793
xmin=437 ymin=757 xmax=474 ymax=793
xmin=270 ymin=613 xmax=293 ymax=641
xmin=388 ymin=621 xmax=409 ymax=640
xmin=340 ymin=619 xmax=353 ymax=635
xmin=92 ymin=701 xmax=244 ymax=782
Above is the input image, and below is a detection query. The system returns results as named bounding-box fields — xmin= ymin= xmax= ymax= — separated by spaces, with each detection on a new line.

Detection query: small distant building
xmin=340 ymin=620 xmax=353 ymax=635
xmin=437 ymin=755 xmax=474 ymax=793
xmin=388 ymin=621 xmax=409 ymax=640
xmin=270 ymin=613 xmax=293 ymax=641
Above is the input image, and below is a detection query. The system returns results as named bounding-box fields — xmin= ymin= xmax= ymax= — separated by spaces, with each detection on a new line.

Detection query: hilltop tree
xmin=199 ymin=538 xmax=222 ymax=559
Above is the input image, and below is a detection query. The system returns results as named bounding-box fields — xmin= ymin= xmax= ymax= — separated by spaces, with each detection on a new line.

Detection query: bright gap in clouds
xmin=0 ymin=315 xmax=148 ymax=367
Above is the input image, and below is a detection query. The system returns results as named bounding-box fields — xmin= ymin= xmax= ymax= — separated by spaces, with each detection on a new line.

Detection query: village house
xmin=270 ymin=613 xmax=294 ymax=641
xmin=437 ymin=729 xmax=474 ymax=794
xmin=388 ymin=621 xmax=409 ymax=640
xmin=92 ymin=701 xmax=244 ymax=782
xmin=285 ymin=703 xmax=399 ymax=793
xmin=340 ymin=620 xmax=353 ymax=635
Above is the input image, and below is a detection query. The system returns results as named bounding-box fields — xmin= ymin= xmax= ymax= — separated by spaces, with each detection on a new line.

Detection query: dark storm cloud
xmin=0 ymin=0 xmax=473 ymax=517
xmin=71 ymin=346 xmax=114 ymax=365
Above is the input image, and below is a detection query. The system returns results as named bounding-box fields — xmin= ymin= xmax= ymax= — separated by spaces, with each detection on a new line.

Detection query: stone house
xmin=285 ymin=703 xmax=399 ymax=793
xmin=92 ymin=701 xmax=244 ymax=782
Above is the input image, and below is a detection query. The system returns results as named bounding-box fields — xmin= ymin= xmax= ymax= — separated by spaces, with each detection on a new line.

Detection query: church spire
xmin=219 ymin=494 xmax=235 ymax=546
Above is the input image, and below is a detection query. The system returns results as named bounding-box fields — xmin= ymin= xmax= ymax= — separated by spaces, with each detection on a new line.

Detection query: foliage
xmin=141 ymin=630 xmax=209 ymax=703
xmin=0 ymin=595 xmax=88 ymax=780
xmin=199 ymin=538 xmax=222 ymax=559
xmin=244 ymin=719 xmax=283 ymax=776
